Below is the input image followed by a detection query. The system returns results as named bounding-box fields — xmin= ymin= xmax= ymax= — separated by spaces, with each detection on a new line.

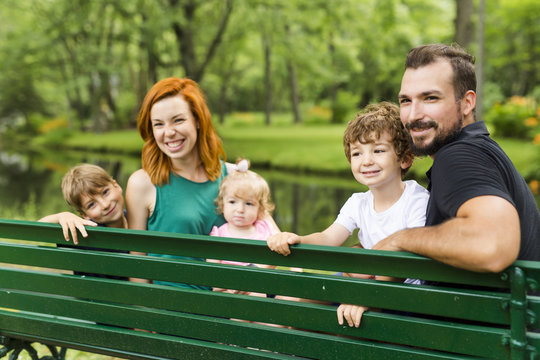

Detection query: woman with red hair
xmin=126 ymin=77 xmax=238 ymax=289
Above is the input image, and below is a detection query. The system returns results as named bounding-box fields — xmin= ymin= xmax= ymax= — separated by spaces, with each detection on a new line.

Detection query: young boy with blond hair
xmin=40 ymin=163 xmax=127 ymax=243
xmin=267 ymin=101 xmax=429 ymax=328
xmin=39 ymin=163 xmax=128 ymax=280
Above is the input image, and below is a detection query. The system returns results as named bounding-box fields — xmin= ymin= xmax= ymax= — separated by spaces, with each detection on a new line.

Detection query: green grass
xmin=218 ymin=124 xmax=349 ymax=173
xmin=59 ymin=129 xmax=144 ymax=155
xmin=31 ymin=113 xmax=538 ymax=180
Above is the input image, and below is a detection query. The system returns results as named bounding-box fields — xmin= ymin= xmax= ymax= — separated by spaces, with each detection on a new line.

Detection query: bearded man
xmin=374 ymin=44 xmax=540 ymax=272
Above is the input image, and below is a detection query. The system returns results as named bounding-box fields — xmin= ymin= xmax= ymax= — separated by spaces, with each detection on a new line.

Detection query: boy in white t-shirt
xmin=267 ymin=101 xmax=429 ymax=328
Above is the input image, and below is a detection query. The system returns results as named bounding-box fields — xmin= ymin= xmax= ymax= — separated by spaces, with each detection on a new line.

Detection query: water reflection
xmin=0 ymin=150 xmax=55 ymax=217
xmin=0 ymin=149 xmax=364 ymax=237
xmin=4 ymin=149 xmax=539 ymax=235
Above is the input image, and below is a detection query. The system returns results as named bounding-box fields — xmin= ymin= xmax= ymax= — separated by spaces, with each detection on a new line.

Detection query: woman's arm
xmin=126 ymin=169 xmax=155 ymax=231
xmin=125 ymin=169 xmax=155 ymax=283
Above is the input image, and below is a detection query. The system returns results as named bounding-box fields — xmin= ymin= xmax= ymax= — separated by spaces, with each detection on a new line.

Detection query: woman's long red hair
xmin=137 ymin=77 xmax=226 ymax=185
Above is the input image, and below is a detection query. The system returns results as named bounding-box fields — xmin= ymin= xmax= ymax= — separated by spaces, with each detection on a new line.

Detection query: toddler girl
xmin=209 ymin=159 xmax=277 ymax=296
xmin=210 ymin=159 xmax=276 ymax=265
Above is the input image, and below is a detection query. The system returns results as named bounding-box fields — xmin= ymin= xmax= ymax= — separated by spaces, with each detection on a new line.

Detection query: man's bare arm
xmin=373 ymin=195 xmax=520 ymax=272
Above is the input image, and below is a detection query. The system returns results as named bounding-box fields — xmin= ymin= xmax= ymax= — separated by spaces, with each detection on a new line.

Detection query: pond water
xmin=0 ymin=147 xmax=368 ymax=240
xmin=2 ymin=147 xmax=538 ymax=242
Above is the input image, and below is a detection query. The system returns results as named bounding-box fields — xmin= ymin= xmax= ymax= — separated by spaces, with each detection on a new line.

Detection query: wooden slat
xmin=0 ymin=243 xmax=511 ymax=325
xmin=0 ymin=219 xmax=507 ymax=287
xmin=0 ymin=311 xmax=293 ymax=360
xmin=0 ymin=274 xmax=510 ymax=358
xmin=0 ymin=309 xmax=475 ymax=360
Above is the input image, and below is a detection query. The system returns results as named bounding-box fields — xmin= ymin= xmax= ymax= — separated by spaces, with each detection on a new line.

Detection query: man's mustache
xmin=405 ymin=120 xmax=438 ymax=131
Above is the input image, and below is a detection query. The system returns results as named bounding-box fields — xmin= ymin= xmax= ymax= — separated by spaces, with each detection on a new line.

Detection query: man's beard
xmin=406 ymin=112 xmax=463 ymax=157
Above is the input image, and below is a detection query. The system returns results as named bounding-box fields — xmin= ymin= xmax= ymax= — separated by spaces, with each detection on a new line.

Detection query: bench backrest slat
xmin=0 ymin=219 xmax=508 ymax=288
xmin=0 ymin=244 xmax=511 ymax=325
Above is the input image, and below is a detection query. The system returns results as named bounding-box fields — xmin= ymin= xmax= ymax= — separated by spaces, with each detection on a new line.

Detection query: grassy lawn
xmin=39 ymin=115 xmax=538 ymax=180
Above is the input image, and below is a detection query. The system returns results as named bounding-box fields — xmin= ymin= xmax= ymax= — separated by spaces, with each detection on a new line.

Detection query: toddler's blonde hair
xmin=216 ymin=160 xmax=274 ymax=220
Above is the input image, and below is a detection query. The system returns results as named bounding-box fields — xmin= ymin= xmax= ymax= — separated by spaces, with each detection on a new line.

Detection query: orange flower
xmin=39 ymin=117 xmax=68 ymax=133
xmin=534 ymin=133 xmax=540 ymax=145
xmin=529 ymin=180 xmax=539 ymax=195
xmin=525 ymin=117 xmax=538 ymax=127
xmin=510 ymin=96 xmax=527 ymax=106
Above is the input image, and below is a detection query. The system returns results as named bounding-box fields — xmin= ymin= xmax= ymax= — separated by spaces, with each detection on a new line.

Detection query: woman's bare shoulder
xmin=127 ymin=169 xmax=153 ymax=191
xmin=126 ymin=169 xmax=156 ymax=221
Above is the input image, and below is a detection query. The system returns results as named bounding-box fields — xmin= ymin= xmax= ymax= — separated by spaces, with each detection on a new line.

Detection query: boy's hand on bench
xmin=337 ymin=304 xmax=368 ymax=328
xmin=267 ymin=232 xmax=300 ymax=256
xmin=39 ymin=212 xmax=97 ymax=245
xmin=59 ymin=213 xmax=97 ymax=245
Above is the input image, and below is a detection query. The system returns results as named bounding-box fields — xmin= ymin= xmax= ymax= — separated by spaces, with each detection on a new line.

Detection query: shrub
xmin=485 ymin=96 xmax=539 ymax=139
xmin=332 ymin=90 xmax=358 ymax=124
xmin=304 ymin=104 xmax=331 ymax=124
xmin=38 ymin=117 xmax=68 ymax=134
xmin=34 ymin=117 xmax=73 ymax=146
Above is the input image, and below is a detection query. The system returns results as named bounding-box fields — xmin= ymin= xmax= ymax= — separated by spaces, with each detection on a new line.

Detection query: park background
xmin=1 ymin=0 xmax=539 ymax=249
xmin=0 ymin=0 xmax=539 ymax=359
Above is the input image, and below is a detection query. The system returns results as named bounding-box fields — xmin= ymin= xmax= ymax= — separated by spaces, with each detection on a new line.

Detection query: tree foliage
xmin=483 ymin=0 xmax=540 ymax=99
xmin=0 ymin=0 xmax=537 ymax=131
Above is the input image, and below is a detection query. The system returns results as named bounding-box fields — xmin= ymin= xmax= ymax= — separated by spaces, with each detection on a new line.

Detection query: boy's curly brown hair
xmin=343 ymin=101 xmax=413 ymax=175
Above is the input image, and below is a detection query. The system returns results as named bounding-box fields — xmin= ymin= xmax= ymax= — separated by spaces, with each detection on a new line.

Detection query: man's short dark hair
xmin=405 ymin=43 xmax=476 ymax=101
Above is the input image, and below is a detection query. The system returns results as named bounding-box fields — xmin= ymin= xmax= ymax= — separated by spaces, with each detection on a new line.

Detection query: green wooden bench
xmin=0 ymin=218 xmax=538 ymax=359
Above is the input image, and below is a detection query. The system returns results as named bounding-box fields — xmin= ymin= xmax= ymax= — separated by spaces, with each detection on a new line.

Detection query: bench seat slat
xmin=0 ymin=311 xmax=295 ymax=360
xmin=0 ymin=284 xmax=510 ymax=358
xmin=0 ymin=309 xmax=478 ymax=360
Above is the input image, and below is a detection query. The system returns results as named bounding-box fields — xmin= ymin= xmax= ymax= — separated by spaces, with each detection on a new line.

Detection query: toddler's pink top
xmin=209 ymin=220 xmax=275 ymax=266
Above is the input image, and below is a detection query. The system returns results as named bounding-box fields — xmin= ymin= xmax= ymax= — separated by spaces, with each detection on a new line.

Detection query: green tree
xmin=484 ymin=0 xmax=540 ymax=98
xmin=0 ymin=2 xmax=48 ymax=133
xmin=454 ymin=0 xmax=474 ymax=49
xmin=168 ymin=0 xmax=234 ymax=83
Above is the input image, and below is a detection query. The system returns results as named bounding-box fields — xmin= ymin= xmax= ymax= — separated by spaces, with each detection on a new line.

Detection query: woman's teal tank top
xmin=147 ymin=162 xmax=227 ymax=289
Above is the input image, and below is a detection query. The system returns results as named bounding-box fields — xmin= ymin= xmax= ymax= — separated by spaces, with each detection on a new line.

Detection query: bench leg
xmin=0 ymin=337 xmax=66 ymax=360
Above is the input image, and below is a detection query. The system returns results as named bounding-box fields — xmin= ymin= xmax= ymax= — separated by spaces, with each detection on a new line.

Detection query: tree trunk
xmin=292 ymin=183 xmax=299 ymax=233
xmin=454 ymin=0 xmax=475 ymax=49
xmin=476 ymin=0 xmax=485 ymax=121
xmin=284 ymin=24 xmax=302 ymax=124
xmin=170 ymin=0 xmax=197 ymax=78
xmin=263 ymin=37 xmax=272 ymax=126
xmin=329 ymin=35 xmax=340 ymax=124
xmin=169 ymin=0 xmax=233 ymax=82
xmin=218 ymin=79 xmax=228 ymax=125
xmin=287 ymin=60 xmax=302 ymax=124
